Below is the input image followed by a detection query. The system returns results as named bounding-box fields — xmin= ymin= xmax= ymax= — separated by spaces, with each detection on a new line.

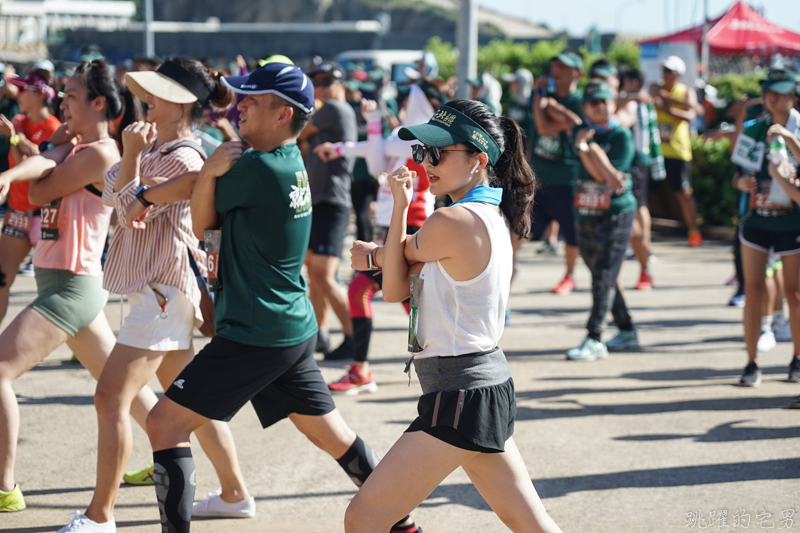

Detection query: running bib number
xmin=574 ymin=181 xmax=611 ymax=214
xmin=750 ymin=179 xmax=792 ymax=216
xmin=40 ymin=200 xmax=61 ymax=240
xmin=2 ymin=210 xmax=30 ymax=239
xmin=658 ymin=123 xmax=674 ymax=142
xmin=204 ymin=229 xmax=221 ymax=292
xmin=407 ymin=274 xmax=424 ymax=353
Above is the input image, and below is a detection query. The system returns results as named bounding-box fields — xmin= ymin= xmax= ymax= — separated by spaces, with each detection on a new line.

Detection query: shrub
xmin=690 ymin=136 xmax=739 ymax=227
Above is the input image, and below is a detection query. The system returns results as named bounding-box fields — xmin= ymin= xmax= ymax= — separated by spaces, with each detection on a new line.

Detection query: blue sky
xmin=480 ymin=0 xmax=800 ymax=37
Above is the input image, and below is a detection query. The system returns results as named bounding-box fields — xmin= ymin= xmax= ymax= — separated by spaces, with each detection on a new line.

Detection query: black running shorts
xmin=529 ymin=184 xmax=578 ymax=247
xmin=308 ymin=202 xmax=350 ymax=258
xmin=165 ymin=335 xmax=336 ymax=428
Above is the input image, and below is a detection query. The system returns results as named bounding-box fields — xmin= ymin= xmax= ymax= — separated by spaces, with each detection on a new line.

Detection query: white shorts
xmin=116 ymin=283 xmax=195 ymax=351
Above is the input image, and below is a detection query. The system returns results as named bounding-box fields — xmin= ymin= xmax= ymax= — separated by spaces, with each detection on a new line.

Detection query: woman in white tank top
xmin=345 ymin=100 xmax=563 ymax=533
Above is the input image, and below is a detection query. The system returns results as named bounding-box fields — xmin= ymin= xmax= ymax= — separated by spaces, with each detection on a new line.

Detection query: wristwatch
xmin=135 ymin=184 xmax=154 ymax=207
xmin=38 ymin=140 xmax=54 ymax=152
xmin=577 ymin=142 xmax=590 ymax=153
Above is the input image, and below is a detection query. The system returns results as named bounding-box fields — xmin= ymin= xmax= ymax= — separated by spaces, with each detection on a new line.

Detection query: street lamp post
xmin=456 ymin=0 xmax=477 ymax=100
xmin=144 ymin=0 xmax=154 ymax=57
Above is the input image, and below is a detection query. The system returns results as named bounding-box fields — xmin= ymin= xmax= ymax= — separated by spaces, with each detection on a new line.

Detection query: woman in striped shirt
xmin=60 ymin=58 xmax=254 ymax=533
xmin=0 ymin=60 xmax=158 ymax=514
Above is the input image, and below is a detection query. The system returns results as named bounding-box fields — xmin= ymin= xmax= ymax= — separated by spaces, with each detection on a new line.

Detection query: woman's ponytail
xmin=495 ymin=116 xmax=536 ymax=239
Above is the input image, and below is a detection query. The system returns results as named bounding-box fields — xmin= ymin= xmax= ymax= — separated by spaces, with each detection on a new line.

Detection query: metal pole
xmin=144 ymin=0 xmax=154 ymax=56
xmin=456 ymin=0 xmax=477 ymax=100
xmin=700 ymin=0 xmax=709 ymax=81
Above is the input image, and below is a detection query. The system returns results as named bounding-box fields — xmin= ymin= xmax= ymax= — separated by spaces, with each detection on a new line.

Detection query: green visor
xmin=398 ymin=105 xmax=501 ymax=165
xmin=761 ymin=69 xmax=798 ymax=95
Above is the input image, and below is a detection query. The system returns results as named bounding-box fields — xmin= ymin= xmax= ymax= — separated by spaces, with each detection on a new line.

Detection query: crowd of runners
xmin=0 ymin=43 xmax=797 ymax=533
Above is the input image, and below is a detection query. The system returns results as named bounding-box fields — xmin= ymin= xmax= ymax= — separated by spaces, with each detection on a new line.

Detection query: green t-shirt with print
xmin=529 ymin=90 xmax=584 ymax=186
xmin=573 ymin=125 xmax=637 ymax=221
xmin=213 ymin=144 xmax=318 ymax=347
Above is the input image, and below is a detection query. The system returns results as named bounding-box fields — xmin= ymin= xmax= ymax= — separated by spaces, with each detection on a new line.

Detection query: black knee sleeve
xmin=352 ymin=318 xmax=372 ymax=363
xmin=153 ymin=447 xmax=196 ymax=533
xmin=336 ymin=435 xmax=380 ymax=488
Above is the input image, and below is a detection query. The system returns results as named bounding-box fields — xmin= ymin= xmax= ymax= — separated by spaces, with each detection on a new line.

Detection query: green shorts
xmin=31 ymin=268 xmax=108 ymax=336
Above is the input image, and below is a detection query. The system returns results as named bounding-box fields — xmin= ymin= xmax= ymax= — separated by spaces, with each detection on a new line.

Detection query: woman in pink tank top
xmin=0 ymin=60 xmax=158 ymax=513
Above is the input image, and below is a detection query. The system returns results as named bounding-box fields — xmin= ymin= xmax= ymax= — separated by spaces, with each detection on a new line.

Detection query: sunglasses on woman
xmin=411 ymin=144 xmax=471 ymax=166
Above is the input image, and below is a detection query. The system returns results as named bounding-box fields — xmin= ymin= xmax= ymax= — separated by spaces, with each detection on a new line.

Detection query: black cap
xmin=308 ymin=61 xmax=345 ymax=80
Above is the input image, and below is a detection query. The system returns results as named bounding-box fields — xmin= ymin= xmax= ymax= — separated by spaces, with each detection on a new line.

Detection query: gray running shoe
xmin=739 ymin=361 xmax=761 ymax=387
xmin=566 ymin=337 xmax=608 ymax=361
xmin=788 ymin=396 xmax=800 ymax=409
xmin=606 ymin=329 xmax=640 ymax=352
xmin=788 ymin=356 xmax=800 ymax=383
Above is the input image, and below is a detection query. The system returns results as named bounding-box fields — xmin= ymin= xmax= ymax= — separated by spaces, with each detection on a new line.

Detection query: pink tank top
xmin=33 ymin=139 xmax=117 ymax=276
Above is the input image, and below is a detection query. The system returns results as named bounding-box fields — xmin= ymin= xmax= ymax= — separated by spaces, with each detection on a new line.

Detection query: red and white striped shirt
xmin=102 ymin=137 xmax=207 ymax=328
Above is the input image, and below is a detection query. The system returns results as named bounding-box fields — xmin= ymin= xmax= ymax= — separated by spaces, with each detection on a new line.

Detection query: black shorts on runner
xmin=309 ymin=202 xmax=350 ymax=258
xmin=740 ymin=226 xmax=800 ymax=256
xmin=529 ymin=184 xmax=578 ymax=247
xmin=630 ymin=164 xmax=650 ymax=210
xmin=165 ymin=335 xmax=336 ymax=429
xmin=664 ymin=158 xmax=692 ymax=192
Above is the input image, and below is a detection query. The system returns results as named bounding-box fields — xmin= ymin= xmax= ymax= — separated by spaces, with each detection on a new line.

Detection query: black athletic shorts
xmin=630 ymin=164 xmax=650 ymax=210
xmin=664 ymin=158 xmax=692 ymax=192
xmin=309 ymin=202 xmax=350 ymax=258
xmin=165 ymin=335 xmax=336 ymax=428
xmin=740 ymin=225 xmax=800 ymax=256
xmin=529 ymin=184 xmax=578 ymax=247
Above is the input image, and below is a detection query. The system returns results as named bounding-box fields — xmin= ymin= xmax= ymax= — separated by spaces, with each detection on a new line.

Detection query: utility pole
xmin=456 ymin=0 xmax=477 ymax=100
xmin=144 ymin=0 xmax=154 ymax=56
xmin=700 ymin=0 xmax=709 ymax=81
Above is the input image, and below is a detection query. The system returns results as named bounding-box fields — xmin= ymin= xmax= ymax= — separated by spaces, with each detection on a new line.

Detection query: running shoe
xmin=635 ymin=270 xmax=653 ymax=290
xmin=606 ymin=329 xmax=640 ymax=352
xmin=688 ymin=229 xmax=703 ymax=247
xmin=56 ymin=511 xmax=116 ymax=532
xmin=17 ymin=262 xmax=34 ymax=277
xmin=552 ymin=274 xmax=576 ymax=295
xmin=192 ymin=488 xmax=255 ymax=519
xmin=123 ymin=461 xmax=154 ymax=485
xmin=773 ymin=318 xmax=792 ymax=342
xmin=788 ymin=356 xmax=800 ymax=383
xmin=324 ymin=335 xmax=354 ymax=361
xmin=728 ymin=292 xmax=745 ymax=307
xmin=788 ymin=396 xmax=800 ymax=409
xmin=537 ymin=242 xmax=557 ymax=254
xmin=0 ymin=484 xmax=25 ymax=512
xmin=739 ymin=361 xmax=761 ymax=387
xmin=329 ymin=365 xmax=378 ymax=396
xmin=566 ymin=337 xmax=608 ymax=361
xmin=391 ymin=522 xmax=423 ymax=533
xmin=757 ymin=327 xmax=776 ymax=353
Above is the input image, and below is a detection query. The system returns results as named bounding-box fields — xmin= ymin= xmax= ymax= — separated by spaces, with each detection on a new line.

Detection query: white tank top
xmin=414 ymin=202 xmax=512 ymax=359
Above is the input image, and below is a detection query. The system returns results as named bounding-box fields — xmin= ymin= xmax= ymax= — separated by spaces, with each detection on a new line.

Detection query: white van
xmin=334 ymin=49 xmax=423 ymax=84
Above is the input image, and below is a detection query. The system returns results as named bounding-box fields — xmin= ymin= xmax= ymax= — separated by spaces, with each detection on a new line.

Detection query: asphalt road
xmin=1 ymin=236 xmax=798 ymax=533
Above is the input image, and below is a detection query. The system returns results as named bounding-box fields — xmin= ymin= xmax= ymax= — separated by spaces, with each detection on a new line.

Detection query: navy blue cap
xmin=222 ymin=63 xmax=314 ymax=113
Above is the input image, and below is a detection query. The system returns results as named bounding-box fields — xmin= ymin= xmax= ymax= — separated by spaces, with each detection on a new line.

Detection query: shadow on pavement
xmin=615 ymin=420 xmax=800 ymax=442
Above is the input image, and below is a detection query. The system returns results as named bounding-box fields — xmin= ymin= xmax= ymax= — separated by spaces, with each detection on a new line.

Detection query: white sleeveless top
xmin=415 ymin=202 xmax=512 ymax=359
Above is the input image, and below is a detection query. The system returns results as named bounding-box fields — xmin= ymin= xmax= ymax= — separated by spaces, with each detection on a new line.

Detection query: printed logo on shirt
xmin=173 ymin=379 xmax=185 ymax=389
xmin=290 ymin=170 xmax=312 ymax=217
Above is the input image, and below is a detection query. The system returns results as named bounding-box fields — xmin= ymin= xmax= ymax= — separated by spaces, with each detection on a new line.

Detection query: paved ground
xmin=1 ymin=236 xmax=798 ymax=533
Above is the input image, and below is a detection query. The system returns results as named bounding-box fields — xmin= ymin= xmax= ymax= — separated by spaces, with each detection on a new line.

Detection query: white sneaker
xmin=57 ymin=511 xmax=116 ymax=533
xmin=773 ymin=318 xmax=792 ymax=342
xmin=757 ymin=328 xmax=776 ymax=352
xmin=192 ymin=488 xmax=255 ymax=519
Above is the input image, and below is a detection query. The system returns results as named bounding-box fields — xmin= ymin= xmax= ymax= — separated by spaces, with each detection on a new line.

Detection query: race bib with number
xmin=2 ymin=210 xmax=31 ymax=239
xmin=574 ymin=180 xmax=611 ymax=215
xmin=658 ymin=123 xmax=674 ymax=142
xmin=750 ymin=180 xmax=792 ymax=216
xmin=731 ymin=134 xmax=765 ymax=171
xmin=204 ymin=229 xmax=221 ymax=292
xmin=40 ymin=200 xmax=61 ymax=241
xmin=533 ymin=134 xmax=562 ymax=161
xmin=407 ymin=274 xmax=424 ymax=353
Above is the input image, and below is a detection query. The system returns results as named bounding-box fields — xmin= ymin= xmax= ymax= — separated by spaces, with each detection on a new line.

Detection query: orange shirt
xmin=7 ymin=114 xmax=62 ymax=212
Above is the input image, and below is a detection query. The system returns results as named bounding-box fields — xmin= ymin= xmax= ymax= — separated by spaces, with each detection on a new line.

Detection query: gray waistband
xmin=412 ymin=348 xmax=511 ymax=395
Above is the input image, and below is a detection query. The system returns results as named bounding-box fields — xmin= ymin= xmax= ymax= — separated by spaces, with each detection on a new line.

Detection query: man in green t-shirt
xmin=145 ymin=63 xmax=420 ymax=533
xmin=529 ymin=49 xmax=585 ymax=294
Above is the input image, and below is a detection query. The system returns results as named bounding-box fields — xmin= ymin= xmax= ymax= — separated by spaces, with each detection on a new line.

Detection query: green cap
xmin=79 ymin=50 xmax=104 ymax=63
xmin=762 ymin=69 xmax=798 ymax=95
xmin=583 ymin=81 xmax=614 ymax=103
xmin=552 ymin=50 xmax=584 ymax=72
xmin=591 ymin=64 xmax=618 ymax=79
xmin=418 ymin=79 xmax=447 ymax=104
xmin=466 ymin=77 xmax=482 ymax=87
xmin=398 ymin=104 xmax=501 ymax=165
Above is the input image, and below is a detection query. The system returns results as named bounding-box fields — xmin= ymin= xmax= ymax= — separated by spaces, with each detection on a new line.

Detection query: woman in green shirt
xmin=567 ymin=81 xmax=639 ymax=361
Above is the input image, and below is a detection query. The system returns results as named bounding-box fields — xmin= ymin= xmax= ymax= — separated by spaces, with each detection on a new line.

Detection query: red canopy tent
xmin=640 ymin=1 xmax=800 ymax=56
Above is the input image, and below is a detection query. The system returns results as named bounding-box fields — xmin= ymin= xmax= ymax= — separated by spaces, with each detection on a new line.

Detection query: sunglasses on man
xmin=312 ymin=77 xmax=337 ymax=88
xmin=411 ymin=144 xmax=471 ymax=166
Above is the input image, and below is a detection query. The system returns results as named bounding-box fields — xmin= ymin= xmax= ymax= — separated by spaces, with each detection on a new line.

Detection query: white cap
xmin=33 ymin=59 xmax=55 ymax=73
xmin=661 ymin=55 xmax=686 ymax=76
